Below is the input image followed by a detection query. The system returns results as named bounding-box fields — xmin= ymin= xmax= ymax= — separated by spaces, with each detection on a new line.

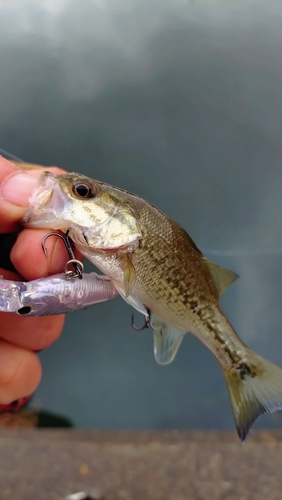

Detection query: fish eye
xmin=72 ymin=181 xmax=96 ymax=199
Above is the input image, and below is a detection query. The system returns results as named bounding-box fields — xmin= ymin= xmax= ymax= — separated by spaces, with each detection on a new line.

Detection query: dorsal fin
xmin=204 ymin=259 xmax=239 ymax=297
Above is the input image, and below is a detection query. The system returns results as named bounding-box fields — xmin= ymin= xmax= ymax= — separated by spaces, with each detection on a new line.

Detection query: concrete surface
xmin=0 ymin=429 xmax=282 ymax=499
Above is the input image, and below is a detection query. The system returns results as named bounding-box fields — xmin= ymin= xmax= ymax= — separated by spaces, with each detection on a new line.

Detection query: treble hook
xmin=131 ymin=308 xmax=151 ymax=331
xmin=41 ymin=231 xmax=84 ymax=280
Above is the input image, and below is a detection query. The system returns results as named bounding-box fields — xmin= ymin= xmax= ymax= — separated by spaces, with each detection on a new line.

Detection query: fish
xmin=22 ymin=171 xmax=282 ymax=441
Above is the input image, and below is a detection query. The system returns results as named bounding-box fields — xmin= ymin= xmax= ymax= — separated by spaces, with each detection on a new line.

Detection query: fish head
xmin=22 ymin=172 xmax=142 ymax=251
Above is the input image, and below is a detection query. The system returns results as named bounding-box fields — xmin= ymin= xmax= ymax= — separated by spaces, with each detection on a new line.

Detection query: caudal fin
xmin=224 ymin=350 xmax=282 ymax=441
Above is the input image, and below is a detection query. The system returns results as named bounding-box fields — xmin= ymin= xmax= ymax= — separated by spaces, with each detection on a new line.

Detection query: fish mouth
xmin=22 ymin=171 xmax=68 ymax=229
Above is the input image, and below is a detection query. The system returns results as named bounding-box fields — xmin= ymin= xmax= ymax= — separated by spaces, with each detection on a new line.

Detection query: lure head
xmin=22 ymin=172 xmax=142 ymax=251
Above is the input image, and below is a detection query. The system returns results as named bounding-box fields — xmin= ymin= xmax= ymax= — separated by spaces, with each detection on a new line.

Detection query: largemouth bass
xmin=22 ymin=171 xmax=282 ymax=440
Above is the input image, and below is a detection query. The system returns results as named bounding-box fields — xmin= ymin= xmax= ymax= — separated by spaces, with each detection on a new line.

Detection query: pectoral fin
xmin=123 ymin=254 xmax=136 ymax=297
xmin=114 ymin=282 xmax=148 ymax=317
xmin=205 ymin=260 xmax=239 ymax=297
xmin=151 ymin=314 xmax=186 ymax=365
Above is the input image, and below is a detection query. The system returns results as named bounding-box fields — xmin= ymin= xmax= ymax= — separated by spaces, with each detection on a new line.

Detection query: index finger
xmin=0 ymin=156 xmax=66 ymax=233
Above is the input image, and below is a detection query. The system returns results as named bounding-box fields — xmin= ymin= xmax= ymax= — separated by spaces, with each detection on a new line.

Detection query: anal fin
xmin=151 ymin=314 xmax=186 ymax=365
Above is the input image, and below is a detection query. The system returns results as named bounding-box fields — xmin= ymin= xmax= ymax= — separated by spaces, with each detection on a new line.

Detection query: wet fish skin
xmin=22 ymin=171 xmax=282 ymax=441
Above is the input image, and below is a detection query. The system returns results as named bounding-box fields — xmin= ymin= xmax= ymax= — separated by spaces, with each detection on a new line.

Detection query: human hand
xmin=0 ymin=156 xmax=79 ymax=406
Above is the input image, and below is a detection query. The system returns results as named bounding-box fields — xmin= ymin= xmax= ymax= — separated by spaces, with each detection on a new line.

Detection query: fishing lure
xmin=0 ymin=271 xmax=118 ymax=317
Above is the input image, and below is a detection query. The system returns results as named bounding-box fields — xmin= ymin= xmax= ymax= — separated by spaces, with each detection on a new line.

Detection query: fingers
xmin=0 ymin=266 xmax=65 ymax=403
xmin=0 ymin=158 xmax=69 ymax=404
xmin=10 ymin=228 xmax=83 ymax=280
xmin=0 ymin=268 xmax=21 ymax=281
xmin=0 ymin=312 xmax=65 ymax=350
xmin=0 ymin=156 xmax=66 ymax=233
xmin=0 ymin=340 xmax=42 ymax=405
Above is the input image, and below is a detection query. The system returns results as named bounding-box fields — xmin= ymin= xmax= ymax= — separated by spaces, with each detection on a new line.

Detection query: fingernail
xmin=1 ymin=171 xmax=40 ymax=206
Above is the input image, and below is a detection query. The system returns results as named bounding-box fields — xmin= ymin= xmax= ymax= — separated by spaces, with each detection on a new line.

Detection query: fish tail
xmin=223 ymin=349 xmax=282 ymax=441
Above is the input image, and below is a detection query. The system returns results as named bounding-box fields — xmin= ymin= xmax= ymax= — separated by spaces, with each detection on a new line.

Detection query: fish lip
xmin=22 ymin=171 xmax=67 ymax=228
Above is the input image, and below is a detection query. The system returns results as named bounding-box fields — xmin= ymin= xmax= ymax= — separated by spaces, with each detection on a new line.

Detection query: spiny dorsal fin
xmin=123 ymin=254 xmax=136 ymax=297
xmin=151 ymin=314 xmax=186 ymax=365
xmin=204 ymin=260 xmax=239 ymax=297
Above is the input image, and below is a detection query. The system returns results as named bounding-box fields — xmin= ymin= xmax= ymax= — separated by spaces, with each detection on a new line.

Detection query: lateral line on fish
xmin=191 ymin=303 xmax=242 ymax=367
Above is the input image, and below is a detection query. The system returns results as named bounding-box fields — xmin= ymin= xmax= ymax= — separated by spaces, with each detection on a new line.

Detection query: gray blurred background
xmin=1 ymin=0 xmax=282 ymax=433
